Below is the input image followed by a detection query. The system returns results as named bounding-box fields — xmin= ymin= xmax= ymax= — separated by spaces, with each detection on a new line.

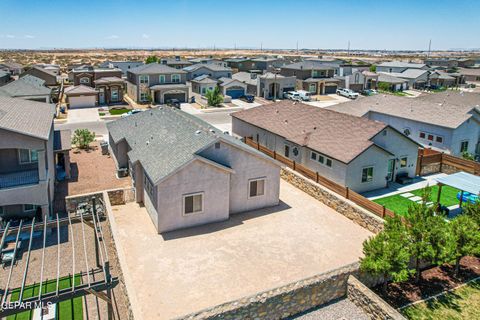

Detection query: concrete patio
xmin=109 ymin=180 xmax=373 ymax=319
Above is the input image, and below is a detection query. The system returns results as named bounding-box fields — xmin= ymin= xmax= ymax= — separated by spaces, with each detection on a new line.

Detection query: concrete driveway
xmin=67 ymin=108 xmax=100 ymax=123
xmin=305 ymin=94 xmax=352 ymax=108
xmin=109 ymin=180 xmax=373 ymax=319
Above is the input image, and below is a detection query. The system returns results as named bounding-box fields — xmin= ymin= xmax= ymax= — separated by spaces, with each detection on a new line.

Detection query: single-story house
xmin=458 ymin=67 xmax=480 ymax=82
xmin=64 ymin=85 xmax=98 ymax=108
xmin=190 ymin=75 xmax=218 ymax=95
xmin=382 ymin=68 xmax=430 ymax=89
xmin=107 ymin=107 xmax=281 ymax=233
xmin=335 ymin=70 xmax=378 ymax=92
xmin=429 ymin=71 xmax=456 ymax=88
xmin=0 ymin=75 xmax=52 ymax=103
xmin=218 ymin=77 xmax=248 ymax=99
xmin=328 ymin=91 xmax=480 ymax=158
xmin=232 ymin=100 xmax=420 ymax=193
xmin=377 ymin=73 xmax=408 ymax=91
xmin=0 ymin=62 xmax=24 ymax=75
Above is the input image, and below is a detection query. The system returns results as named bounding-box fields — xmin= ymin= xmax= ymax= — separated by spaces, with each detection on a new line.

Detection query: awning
xmin=436 ymin=172 xmax=480 ymax=195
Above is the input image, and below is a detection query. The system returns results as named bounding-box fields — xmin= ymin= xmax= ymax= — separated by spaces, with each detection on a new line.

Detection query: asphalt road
xmin=55 ymin=120 xmax=110 ymax=138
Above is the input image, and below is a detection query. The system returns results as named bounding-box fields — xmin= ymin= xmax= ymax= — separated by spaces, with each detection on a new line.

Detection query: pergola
xmin=436 ymin=172 xmax=480 ymax=210
xmin=0 ymin=196 xmax=118 ymax=317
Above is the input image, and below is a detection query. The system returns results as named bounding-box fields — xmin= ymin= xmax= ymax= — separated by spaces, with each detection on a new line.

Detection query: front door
xmin=99 ymin=92 xmax=105 ymax=105
xmin=387 ymin=159 xmax=395 ymax=181
xmin=111 ymin=88 xmax=119 ymax=102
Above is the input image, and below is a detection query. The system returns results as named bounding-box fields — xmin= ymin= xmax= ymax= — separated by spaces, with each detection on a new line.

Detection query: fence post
xmin=439 ymin=152 xmax=444 ymax=173
xmin=345 ymin=187 xmax=349 ymax=199
xmin=316 ymin=172 xmax=319 ymax=183
xmin=273 ymin=150 xmax=276 ymax=159
xmin=293 ymin=161 xmax=296 ymax=171
xmin=382 ymin=206 xmax=386 ymax=218
xmin=257 ymin=142 xmax=260 ymax=150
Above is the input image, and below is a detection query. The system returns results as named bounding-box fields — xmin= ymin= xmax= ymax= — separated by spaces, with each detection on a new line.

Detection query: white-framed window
xmin=311 ymin=151 xmax=332 ymax=168
xmin=361 ymin=167 xmax=374 ymax=183
xmin=183 ymin=192 xmax=204 ymax=215
xmin=144 ymin=174 xmax=154 ymax=197
xmin=19 ymin=149 xmax=38 ymax=164
xmin=309 ymin=83 xmax=316 ymax=93
xmin=325 ymin=158 xmax=332 ymax=167
xmin=400 ymin=157 xmax=408 ymax=168
xmin=171 ymin=74 xmax=181 ymax=83
xmin=310 ymin=151 xmax=317 ymax=161
xmin=23 ymin=204 xmax=36 ymax=212
xmin=284 ymin=145 xmax=290 ymax=157
xmin=159 ymin=75 xmax=165 ymax=83
xmin=140 ymin=92 xmax=149 ymax=102
xmin=139 ymin=75 xmax=149 ymax=84
xmin=79 ymin=77 xmax=90 ymax=84
xmin=460 ymin=140 xmax=469 ymax=153
xmin=249 ymin=178 xmax=265 ymax=198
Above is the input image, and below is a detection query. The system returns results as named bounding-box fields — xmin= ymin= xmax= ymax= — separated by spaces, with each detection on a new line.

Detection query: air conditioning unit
xmin=117 ymin=168 xmax=128 ymax=178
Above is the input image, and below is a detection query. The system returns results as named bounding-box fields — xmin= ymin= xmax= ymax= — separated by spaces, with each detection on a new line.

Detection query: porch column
xmin=64 ymin=151 xmax=71 ymax=179
xmin=37 ymin=149 xmax=47 ymax=181
xmin=40 ymin=204 xmax=50 ymax=221
xmin=321 ymin=82 xmax=325 ymax=95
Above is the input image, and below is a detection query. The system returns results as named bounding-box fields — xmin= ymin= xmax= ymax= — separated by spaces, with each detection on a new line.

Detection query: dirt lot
xmin=109 ymin=180 xmax=373 ymax=319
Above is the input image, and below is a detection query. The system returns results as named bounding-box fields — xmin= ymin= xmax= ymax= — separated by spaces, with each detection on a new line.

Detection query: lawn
xmin=108 ymin=108 xmax=130 ymax=115
xmin=7 ymin=275 xmax=83 ymax=320
xmin=402 ymin=280 xmax=480 ymax=320
xmin=373 ymin=185 xmax=460 ymax=216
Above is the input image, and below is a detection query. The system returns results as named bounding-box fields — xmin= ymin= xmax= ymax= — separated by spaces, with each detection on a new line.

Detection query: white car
xmin=121 ymin=109 xmax=143 ymax=117
xmin=297 ymin=90 xmax=312 ymax=101
xmin=284 ymin=91 xmax=302 ymax=101
xmin=336 ymin=88 xmax=359 ymax=99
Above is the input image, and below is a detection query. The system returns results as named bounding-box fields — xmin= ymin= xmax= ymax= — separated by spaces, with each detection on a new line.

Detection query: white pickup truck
xmin=336 ymin=88 xmax=359 ymax=99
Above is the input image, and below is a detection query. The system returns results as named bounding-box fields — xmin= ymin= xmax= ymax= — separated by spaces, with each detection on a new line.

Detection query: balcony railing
xmin=0 ymin=170 xmax=39 ymax=189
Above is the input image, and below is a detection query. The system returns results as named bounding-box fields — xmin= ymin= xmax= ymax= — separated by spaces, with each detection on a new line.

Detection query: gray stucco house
xmin=184 ymin=63 xmax=232 ymax=81
xmin=126 ymin=63 xmax=189 ymax=104
xmin=232 ymin=101 xmax=420 ymax=193
xmin=328 ymin=92 xmax=480 ymax=158
xmin=0 ymin=75 xmax=52 ymax=103
xmin=107 ymin=107 xmax=281 ymax=233
xmin=0 ymin=97 xmax=57 ymax=220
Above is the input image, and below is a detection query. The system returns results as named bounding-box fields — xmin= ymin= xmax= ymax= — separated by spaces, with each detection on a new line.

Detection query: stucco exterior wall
xmin=345 ymin=146 xmax=390 ymax=193
xmin=451 ymin=119 xmax=480 ymax=156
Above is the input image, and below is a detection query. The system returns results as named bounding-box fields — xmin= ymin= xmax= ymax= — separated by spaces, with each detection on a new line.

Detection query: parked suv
xmin=336 ymin=88 xmax=359 ymax=99
xmin=284 ymin=91 xmax=302 ymax=101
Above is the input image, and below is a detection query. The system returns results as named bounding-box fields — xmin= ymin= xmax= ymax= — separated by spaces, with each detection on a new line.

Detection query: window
xmin=400 ymin=157 xmax=408 ymax=168
xmin=183 ymin=192 xmax=203 ymax=215
xmin=159 ymin=75 xmax=165 ymax=83
xmin=139 ymin=75 xmax=149 ymax=84
xmin=284 ymin=145 xmax=290 ymax=157
xmin=310 ymin=151 xmax=317 ymax=161
xmin=215 ymin=142 xmax=221 ymax=149
xmin=140 ymin=92 xmax=148 ymax=102
xmin=460 ymin=140 xmax=469 ymax=153
xmin=171 ymin=74 xmax=181 ymax=83
xmin=79 ymin=77 xmax=90 ymax=84
xmin=144 ymin=174 xmax=154 ymax=197
xmin=326 ymin=159 xmax=332 ymax=167
xmin=292 ymin=147 xmax=299 ymax=156
xmin=23 ymin=204 xmax=36 ymax=212
xmin=436 ymin=136 xmax=443 ymax=143
xmin=318 ymin=155 xmax=324 ymax=164
xmin=361 ymin=167 xmax=374 ymax=183
xmin=249 ymin=178 xmax=265 ymax=198
xmin=427 ymin=134 xmax=434 ymax=141
xmin=19 ymin=149 xmax=38 ymax=164
xmin=419 ymin=132 xmax=426 ymax=139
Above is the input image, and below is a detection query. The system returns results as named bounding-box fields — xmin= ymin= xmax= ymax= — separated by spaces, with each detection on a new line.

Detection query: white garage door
xmin=69 ymin=95 xmax=97 ymax=109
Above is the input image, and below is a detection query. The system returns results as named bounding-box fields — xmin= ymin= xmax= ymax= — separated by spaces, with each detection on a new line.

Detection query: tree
xmin=145 ymin=55 xmax=158 ymax=64
xmin=369 ymin=64 xmax=377 ymax=72
xmin=462 ymin=152 xmax=475 ymax=160
xmin=448 ymin=214 xmax=480 ymax=277
xmin=428 ymin=214 xmax=452 ymax=266
xmin=360 ymin=215 xmax=411 ymax=294
xmin=464 ymin=200 xmax=480 ymax=226
xmin=205 ymin=86 xmax=223 ymax=107
xmin=72 ymin=129 xmax=95 ymax=149
xmin=377 ymin=81 xmax=391 ymax=92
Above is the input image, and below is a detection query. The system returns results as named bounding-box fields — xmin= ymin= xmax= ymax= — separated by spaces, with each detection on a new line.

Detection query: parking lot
xmin=109 ymin=180 xmax=373 ymax=319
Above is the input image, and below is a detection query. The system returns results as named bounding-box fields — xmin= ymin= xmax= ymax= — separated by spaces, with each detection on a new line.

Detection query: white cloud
xmin=24 ymin=35 xmax=35 ymax=39
xmin=142 ymin=34 xmax=150 ymax=39
xmin=106 ymin=35 xmax=120 ymax=39
xmin=6 ymin=34 xmax=15 ymax=39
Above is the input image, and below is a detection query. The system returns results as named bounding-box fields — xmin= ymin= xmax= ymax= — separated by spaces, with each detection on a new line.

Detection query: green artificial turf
xmin=373 ymin=185 xmax=461 ymax=216
xmin=108 ymin=108 xmax=130 ymax=115
xmin=7 ymin=275 xmax=83 ymax=320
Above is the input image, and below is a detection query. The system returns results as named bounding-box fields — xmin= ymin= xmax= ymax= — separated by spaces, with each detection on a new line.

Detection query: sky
xmin=0 ymin=0 xmax=479 ymax=50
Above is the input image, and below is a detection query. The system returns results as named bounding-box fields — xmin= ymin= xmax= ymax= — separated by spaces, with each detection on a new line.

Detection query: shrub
xmin=72 ymin=129 xmax=95 ymax=149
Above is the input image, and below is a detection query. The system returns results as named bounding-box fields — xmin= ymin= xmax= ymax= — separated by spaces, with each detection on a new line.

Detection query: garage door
xmin=69 ymin=95 xmax=97 ymax=109
xmin=164 ymin=93 xmax=186 ymax=103
xmin=325 ymin=85 xmax=337 ymax=94
xmin=225 ymin=88 xmax=245 ymax=99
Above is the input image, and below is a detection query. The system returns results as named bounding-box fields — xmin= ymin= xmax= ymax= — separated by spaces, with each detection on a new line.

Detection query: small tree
xmin=369 ymin=64 xmax=377 ymax=72
xmin=448 ymin=214 xmax=480 ymax=277
xmin=464 ymin=200 xmax=480 ymax=226
xmin=145 ymin=55 xmax=158 ymax=64
xmin=205 ymin=86 xmax=223 ymax=107
xmin=462 ymin=152 xmax=475 ymax=160
xmin=428 ymin=214 xmax=452 ymax=266
xmin=377 ymin=81 xmax=391 ymax=92
xmin=360 ymin=215 xmax=411 ymax=294
xmin=72 ymin=129 xmax=95 ymax=150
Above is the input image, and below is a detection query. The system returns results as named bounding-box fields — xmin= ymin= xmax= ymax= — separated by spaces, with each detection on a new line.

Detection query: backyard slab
xmin=109 ymin=180 xmax=373 ymax=319
xmin=400 ymin=192 xmax=414 ymax=198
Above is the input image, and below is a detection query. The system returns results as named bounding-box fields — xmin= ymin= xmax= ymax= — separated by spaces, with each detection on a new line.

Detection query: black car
xmin=167 ymin=99 xmax=181 ymax=108
xmin=241 ymin=94 xmax=255 ymax=103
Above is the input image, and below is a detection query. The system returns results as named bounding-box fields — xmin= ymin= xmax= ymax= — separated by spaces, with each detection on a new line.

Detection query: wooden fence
xmin=245 ymin=138 xmax=395 ymax=219
xmin=417 ymin=149 xmax=480 ymax=176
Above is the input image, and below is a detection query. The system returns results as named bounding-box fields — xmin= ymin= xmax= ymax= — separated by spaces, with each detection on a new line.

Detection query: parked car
xmin=297 ymin=90 xmax=312 ymax=101
xmin=241 ymin=94 xmax=255 ymax=103
xmin=336 ymin=88 xmax=359 ymax=99
xmin=361 ymin=89 xmax=378 ymax=96
xmin=167 ymin=99 xmax=181 ymax=108
xmin=284 ymin=91 xmax=301 ymax=101
xmin=121 ymin=109 xmax=143 ymax=117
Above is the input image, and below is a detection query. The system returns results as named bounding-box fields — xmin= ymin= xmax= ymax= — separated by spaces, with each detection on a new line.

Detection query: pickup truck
xmin=336 ymin=88 xmax=359 ymax=99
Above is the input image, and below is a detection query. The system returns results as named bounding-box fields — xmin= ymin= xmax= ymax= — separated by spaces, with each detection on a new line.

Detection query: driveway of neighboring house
xmin=305 ymin=94 xmax=351 ymax=108
xmin=67 ymin=108 xmax=100 ymax=123
xmin=108 ymin=180 xmax=373 ymax=320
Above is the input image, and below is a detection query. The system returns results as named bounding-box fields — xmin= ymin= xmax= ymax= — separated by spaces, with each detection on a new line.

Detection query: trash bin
xmin=100 ymin=141 xmax=109 ymax=155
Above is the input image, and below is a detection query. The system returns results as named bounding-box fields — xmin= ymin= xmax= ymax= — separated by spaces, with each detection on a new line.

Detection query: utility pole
xmin=347 ymin=40 xmax=350 ymax=56
xmin=260 ymin=42 xmax=263 ymax=52
xmin=427 ymin=39 xmax=432 ymax=58
xmin=296 ymin=41 xmax=299 ymax=54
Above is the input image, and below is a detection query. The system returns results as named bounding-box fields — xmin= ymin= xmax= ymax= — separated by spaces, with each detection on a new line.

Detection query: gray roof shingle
xmin=0 ymin=75 xmax=51 ymax=98
xmin=129 ymin=63 xmax=186 ymax=75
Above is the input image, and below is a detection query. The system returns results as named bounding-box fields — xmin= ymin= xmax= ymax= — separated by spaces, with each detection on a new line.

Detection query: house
xmin=425 ymin=58 xmax=476 ymax=68
xmin=159 ymin=57 xmax=192 ymax=69
xmin=184 ymin=63 xmax=232 ymax=81
xmin=429 ymin=71 xmax=457 ymax=88
xmin=378 ymin=68 xmax=429 ymax=89
xmin=257 ymin=72 xmax=296 ymax=99
xmin=335 ymin=70 xmax=378 ymax=92
xmin=190 ymin=75 xmax=217 ymax=95
xmin=376 ymin=61 xmax=428 ymax=73
xmin=98 ymin=60 xmax=144 ymax=76
xmin=225 ymin=57 xmax=256 ymax=72
xmin=64 ymin=85 xmax=99 ymax=108
xmin=232 ymin=100 xmax=420 ymax=193
xmin=458 ymin=67 xmax=480 ymax=83
xmin=107 ymin=107 xmax=281 ymax=233
xmin=0 ymin=62 xmax=24 ymax=75
xmin=328 ymin=92 xmax=480 ymax=157
xmin=232 ymin=72 xmax=259 ymax=95
xmin=188 ymin=58 xmax=227 ymax=67
xmin=0 ymin=96 xmax=58 ymax=219
xmin=218 ymin=77 xmax=248 ymax=99
xmin=94 ymin=77 xmax=125 ymax=105
xmin=34 ymin=63 xmax=61 ymax=75
xmin=126 ymin=63 xmax=189 ymax=104
xmin=20 ymin=66 xmax=58 ymax=86
xmin=0 ymin=75 xmax=52 ymax=103
xmin=0 ymin=70 xmax=11 ymax=86
xmin=377 ymin=73 xmax=409 ymax=91
xmin=226 ymin=57 xmax=284 ymax=72
xmin=280 ymin=61 xmax=340 ymax=95
xmin=69 ymin=66 xmax=123 ymax=87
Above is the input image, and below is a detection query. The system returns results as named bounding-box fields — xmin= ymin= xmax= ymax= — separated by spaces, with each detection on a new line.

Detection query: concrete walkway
xmin=364 ymin=173 xmax=447 ymax=200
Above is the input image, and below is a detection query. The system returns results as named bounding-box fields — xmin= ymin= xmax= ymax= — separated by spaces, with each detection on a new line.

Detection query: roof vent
xmin=195 ymin=130 xmax=202 ymax=135
xmin=313 ymin=126 xmax=317 ymax=130
xmin=209 ymin=129 xmax=216 ymax=134
xmin=275 ymin=109 xmax=279 ymax=114
xmin=284 ymin=119 xmax=288 ymax=124
xmin=146 ymin=140 xmax=149 ymax=145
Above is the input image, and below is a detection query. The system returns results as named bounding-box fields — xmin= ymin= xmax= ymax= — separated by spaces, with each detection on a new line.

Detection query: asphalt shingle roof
xmin=129 ymin=63 xmax=186 ymax=75
xmin=377 ymin=61 xmax=426 ymax=69
xmin=232 ymin=100 xmax=388 ymax=163
xmin=282 ymin=60 xmax=337 ymax=71
xmin=64 ymin=85 xmax=98 ymax=95
xmin=183 ymin=63 xmax=232 ymax=72
xmin=0 ymin=96 xmax=55 ymax=140
xmin=0 ymin=75 xmax=51 ymax=97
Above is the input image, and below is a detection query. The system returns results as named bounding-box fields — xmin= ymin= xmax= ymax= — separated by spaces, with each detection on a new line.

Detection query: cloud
xmin=6 ymin=34 xmax=15 ymax=39
xmin=24 ymin=35 xmax=35 ymax=39
xmin=106 ymin=35 xmax=120 ymax=39
xmin=141 ymin=34 xmax=150 ymax=39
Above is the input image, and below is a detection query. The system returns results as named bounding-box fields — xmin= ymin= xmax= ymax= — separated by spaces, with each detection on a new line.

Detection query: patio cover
xmin=436 ymin=172 xmax=480 ymax=195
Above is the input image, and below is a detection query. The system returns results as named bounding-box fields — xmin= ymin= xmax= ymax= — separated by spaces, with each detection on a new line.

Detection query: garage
xmin=324 ymin=84 xmax=337 ymax=94
xmin=225 ymin=87 xmax=245 ymax=99
xmin=163 ymin=92 xmax=186 ymax=103
xmin=64 ymin=85 xmax=98 ymax=109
